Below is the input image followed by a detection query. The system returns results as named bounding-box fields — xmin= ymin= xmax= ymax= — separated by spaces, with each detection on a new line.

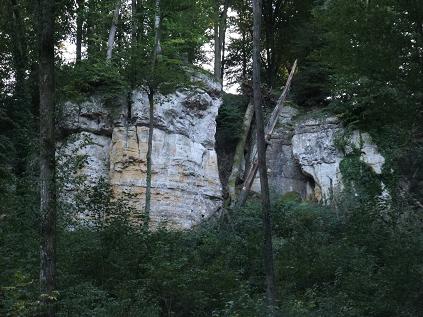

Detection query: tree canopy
xmin=0 ymin=0 xmax=422 ymax=316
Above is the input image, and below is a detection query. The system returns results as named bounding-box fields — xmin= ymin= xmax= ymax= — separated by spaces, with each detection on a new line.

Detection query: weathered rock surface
xmin=58 ymin=71 xmax=386 ymax=225
xmin=251 ymin=106 xmax=314 ymax=200
xmin=110 ymin=90 xmax=222 ymax=229
xmin=59 ymin=98 xmax=114 ymax=136
xmin=291 ymin=116 xmax=344 ymax=202
xmin=56 ymin=131 xmax=111 ymax=219
xmin=57 ymin=75 xmax=223 ymax=229
xmin=251 ymin=106 xmax=386 ymax=203
xmin=292 ymin=116 xmax=385 ymax=202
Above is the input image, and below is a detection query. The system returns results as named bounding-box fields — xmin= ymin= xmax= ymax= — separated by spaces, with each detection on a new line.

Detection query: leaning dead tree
xmin=227 ymin=101 xmax=254 ymax=205
xmin=236 ymin=59 xmax=298 ymax=207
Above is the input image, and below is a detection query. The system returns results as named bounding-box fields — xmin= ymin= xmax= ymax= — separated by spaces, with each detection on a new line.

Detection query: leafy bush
xmin=58 ymin=61 xmax=128 ymax=103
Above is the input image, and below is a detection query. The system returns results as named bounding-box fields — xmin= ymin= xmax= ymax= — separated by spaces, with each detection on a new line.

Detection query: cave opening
xmin=303 ymin=172 xmax=318 ymax=201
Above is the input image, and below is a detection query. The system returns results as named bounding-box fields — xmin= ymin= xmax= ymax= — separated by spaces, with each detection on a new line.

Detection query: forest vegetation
xmin=1 ymin=0 xmax=423 ymax=316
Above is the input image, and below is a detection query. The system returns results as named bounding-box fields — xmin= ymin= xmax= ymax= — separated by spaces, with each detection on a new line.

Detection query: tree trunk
xmin=39 ymin=0 xmax=56 ymax=315
xmin=220 ymin=29 xmax=227 ymax=82
xmin=152 ymin=0 xmax=162 ymax=63
xmin=263 ymin=0 xmax=275 ymax=88
xmin=10 ymin=0 xmax=27 ymax=100
xmin=213 ymin=4 xmax=221 ymax=80
xmin=219 ymin=0 xmax=229 ymax=82
xmin=228 ymin=101 xmax=254 ymax=205
xmin=236 ymin=59 xmax=297 ymax=207
xmin=241 ymin=28 xmax=247 ymax=80
xmin=252 ymin=0 xmax=277 ymax=313
xmin=131 ymin=0 xmax=137 ymax=45
xmin=144 ymin=0 xmax=161 ymax=223
xmin=76 ymin=0 xmax=84 ymax=62
xmin=214 ymin=0 xmax=229 ymax=82
xmin=106 ymin=0 xmax=121 ymax=60
xmin=136 ymin=0 xmax=145 ymax=42
xmin=145 ymin=92 xmax=154 ymax=225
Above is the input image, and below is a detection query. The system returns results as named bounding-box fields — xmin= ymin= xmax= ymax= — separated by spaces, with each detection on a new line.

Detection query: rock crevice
xmin=250 ymin=106 xmax=386 ymax=203
xmin=58 ymin=76 xmax=223 ymax=229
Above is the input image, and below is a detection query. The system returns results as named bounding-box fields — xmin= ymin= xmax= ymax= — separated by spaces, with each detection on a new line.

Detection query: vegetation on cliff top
xmin=0 ymin=0 xmax=422 ymax=316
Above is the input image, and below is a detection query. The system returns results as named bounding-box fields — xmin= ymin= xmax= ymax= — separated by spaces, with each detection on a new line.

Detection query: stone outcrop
xmin=57 ymin=75 xmax=223 ymax=229
xmin=251 ymin=106 xmax=386 ymax=203
xmin=251 ymin=106 xmax=315 ymax=200
xmin=58 ymin=71 xmax=386 ymax=227
xmin=292 ymin=116 xmax=385 ymax=202
xmin=291 ymin=116 xmax=344 ymax=202
xmin=110 ymin=89 xmax=222 ymax=229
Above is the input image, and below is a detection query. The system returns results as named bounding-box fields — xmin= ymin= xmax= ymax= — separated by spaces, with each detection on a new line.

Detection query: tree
xmin=214 ymin=0 xmax=230 ymax=82
xmin=252 ymin=0 xmax=276 ymax=312
xmin=227 ymin=100 xmax=254 ymax=205
xmin=222 ymin=0 xmax=252 ymax=87
xmin=9 ymin=0 xmax=28 ymax=100
xmin=106 ymin=0 xmax=122 ymax=60
xmin=144 ymin=0 xmax=162 ymax=222
xmin=75 ymin=0 xmax=84 ymax=62
xmin=39 ymin=0 xmax=57 ymax=315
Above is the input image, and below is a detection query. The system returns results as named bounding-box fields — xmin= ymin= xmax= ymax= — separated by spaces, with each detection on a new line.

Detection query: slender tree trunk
xmin=219 ymin=0 xmax=229 ymax=81
xmin=220 ymin=29 xmax=227 ymax=82
xmin=136 ymin=0 xmax=145 ymax=42
xmin=106 ymin=0 xmax=121 ymax=60
xmin=76 ymin=0 xmax=84 ymax=62
xmin=263 ymin=0 xmax=275 ymax=88
xmin=129 ymin=0 xmax=138 ymax=94
xmin=10 ymin=0 xmax=27 ymax=100
xmin=131 ymin=0 xmax=137 ymax=45
xmin=241 ymin=28 xmax=247 ymax=80
xmin=213 ymin=3 xmax=221 ymax=80
xmin=39 ymin=0 xmax=56 ymax=315
xmin=228 ymin=101 xmax=254 ymax=205
xmin=214 ymin=0 xmax=229 ymax=82
xmin=145 ymin=92 xmax=154 ymax=224
xmin=86 ymin=2 xmax=93 ymax=58
xmin=152 ymin=0 xmax=162 ymax=63
xmin=237 ymin=60 xmax=297 ymax=207
xmin=252 ymin=0 xmax=277 ymax=313
xmin=144 ymin=0 xmax=161 ymax=222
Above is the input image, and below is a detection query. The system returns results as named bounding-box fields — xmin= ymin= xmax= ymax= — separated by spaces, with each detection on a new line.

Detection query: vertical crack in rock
xmin=249 ymin=106 xmax=387 ymax=204
xmin=57 ymin=75 xmax=223 ymax=229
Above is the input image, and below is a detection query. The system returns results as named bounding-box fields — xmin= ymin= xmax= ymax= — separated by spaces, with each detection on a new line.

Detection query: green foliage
xmin=273 ymin=200 xmax=423 ymax=317
xmin=2 ymin=169 xmax=423 ymax=317
xmin=312 ymin=0 xmax=423 ymax=204
xmin=1 ymin=0 xmax=423 ymax=316
xmin=216 ymin=93 xmax=249 ymax=152
xmin=276 ymin=192 xmax=303 ymax=206
xmin=290 ymin=23 xmax=331 ymax=108
xmin=340 ymin=155 xmax=382 ymax=202
xmin=133 ymin=55 xmax=190 ymax=94
xmin=160 ymin=0 xmax=214 ymax=63
xmin=0 ymin=175 xmax=39 ymax=316
xmin=317 ymin=0 xmax=422 ymax=138
xmin=58 ymin=61 xmax=128 ymax=103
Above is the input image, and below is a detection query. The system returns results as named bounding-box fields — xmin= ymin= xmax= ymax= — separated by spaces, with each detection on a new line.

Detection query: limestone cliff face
xmin=250 ymin=106 xmax=314 ymax=199
xmin=291 ymin=116 xmax=385 ymax=202
xmin=58 ymin=76 xmax=223 ymax=229
xmin=58 ymin=74 xmax=386 ymax=228
xmin=251 ymin=106 xmax=386 ymax=203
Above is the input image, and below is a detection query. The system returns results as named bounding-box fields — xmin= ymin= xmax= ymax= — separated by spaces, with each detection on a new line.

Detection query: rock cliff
xmin=251 ymin=106 xmax=386 ymax=203
xmin=57 ymin=75 xmax=223 ymax=229
xmin=58 ymin=74 xmax=386 ymax=229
